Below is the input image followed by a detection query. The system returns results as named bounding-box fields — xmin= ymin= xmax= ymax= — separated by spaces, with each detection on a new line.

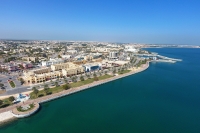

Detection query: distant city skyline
xmin=0 ymin=0 xmax=200 ymax=45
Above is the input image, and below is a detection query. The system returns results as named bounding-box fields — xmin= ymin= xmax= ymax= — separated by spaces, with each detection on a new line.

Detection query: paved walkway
xmin=0 ymin=63 xmax=149 ymax=114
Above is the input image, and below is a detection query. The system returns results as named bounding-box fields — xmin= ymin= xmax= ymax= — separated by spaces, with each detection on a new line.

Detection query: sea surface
xmin=1 ymin=48 xmax=200 ymax=133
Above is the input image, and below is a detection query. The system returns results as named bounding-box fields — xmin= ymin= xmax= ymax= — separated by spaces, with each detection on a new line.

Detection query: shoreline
xmin=0 ymin=62 xmax=149 ymax=124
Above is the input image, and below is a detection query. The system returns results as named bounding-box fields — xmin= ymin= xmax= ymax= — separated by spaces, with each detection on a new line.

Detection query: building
xmin=101 ymin=60 xmax=128 ymax=68
xmin=41 ymin=58 xmax=64 ymax=67
xmin=109 ymin=51 xmax=118 ymax=59
xmin=61 ymin=63 xmax=84 ymax=76
xmin=22 ymin=57 xmax=37 ymax=62
xmin=23 ymin=67 xmax=61 ymax=84
xmin=83 ymin=63 xmax=101 ymax=72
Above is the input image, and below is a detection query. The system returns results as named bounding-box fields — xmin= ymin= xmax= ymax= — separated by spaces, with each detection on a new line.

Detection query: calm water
xmin=1 ymin=48 xmax=200 ymax=133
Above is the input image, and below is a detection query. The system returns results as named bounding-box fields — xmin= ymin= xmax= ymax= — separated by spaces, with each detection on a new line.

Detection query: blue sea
xmin=0 ymin=48 xmax=200 ymax=133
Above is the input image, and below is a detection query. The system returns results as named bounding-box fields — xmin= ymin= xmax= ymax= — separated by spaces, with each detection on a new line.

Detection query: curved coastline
xmin=0 ymin=62 xmax=149 ymax=124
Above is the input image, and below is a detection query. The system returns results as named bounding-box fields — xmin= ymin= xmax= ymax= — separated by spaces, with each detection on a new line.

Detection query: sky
xmin=0 ymin=0 xmax=200 ymax=45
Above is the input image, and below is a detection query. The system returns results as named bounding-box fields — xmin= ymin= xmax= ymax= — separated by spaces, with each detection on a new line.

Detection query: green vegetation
xmin=17 ymin=103 xmax=35 ymax=112
xmin=62 ymin=84 xmax=71 ymax=90
xmin=70 ymin=78 xmax=94 ymax=88
xmin=30 ymin=75 xmax=114 ymax=99
xmin=30 ymin=85 xmax=65 ymax=99
xmin=80 ymin=76 xmax=84 ymax=81
xmin=8 ymin=96 xmax=15 ymax=102
xmin=118 ymin=70 xmax=131 ymax=75
xmin=93 ymin=76 xmax=99 ymax=81
xmin=0 ymin=98 xmax=12 ymax=108
xmin=98 ymin=75 xmax=113 ymax=80
xmin=9 ymin=81 xmax=15 ymax=88
xmin=0 ymin=83 xmax=4 ymax=87
xmin=136 ymin=59 xmax=147 ymax=67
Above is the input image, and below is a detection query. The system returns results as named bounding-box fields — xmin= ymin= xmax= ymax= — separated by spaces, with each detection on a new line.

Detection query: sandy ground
xmin=0 ymin=111 xmax=15 ymax=124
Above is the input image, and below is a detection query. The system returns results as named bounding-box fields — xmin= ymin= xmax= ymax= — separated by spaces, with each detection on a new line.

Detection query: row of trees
xmin=32 ymin=83 xmax=71 ymax=98
xmin=0 ymin=96 xmax=15 ymax=107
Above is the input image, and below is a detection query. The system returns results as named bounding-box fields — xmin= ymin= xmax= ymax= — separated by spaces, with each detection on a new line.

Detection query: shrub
xmin=38 ymin=94 xmax=44 ymax=97
xmin=63 ymin=84 xmax=71 ymax=90
xmin=8 ymin=96 xmax=15 ymax=102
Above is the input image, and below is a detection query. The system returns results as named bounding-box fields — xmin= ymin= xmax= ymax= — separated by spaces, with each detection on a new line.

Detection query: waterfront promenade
xmin=0 ymin=62 xmax=149 ymax=123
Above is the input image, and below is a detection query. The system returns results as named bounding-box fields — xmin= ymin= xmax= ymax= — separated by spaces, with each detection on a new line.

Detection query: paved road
xmin=0 ymin=58 xmax=142 ymax=96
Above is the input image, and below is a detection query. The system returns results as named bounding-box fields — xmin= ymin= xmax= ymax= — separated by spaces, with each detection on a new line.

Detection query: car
xmin=9 ymin=77 xmax=12 ymax=79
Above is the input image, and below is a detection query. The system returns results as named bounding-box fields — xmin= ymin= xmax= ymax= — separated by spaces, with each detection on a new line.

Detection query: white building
xmin=124 ymin=45 xmax=137 ymax=53
xmin=109 ymin=51 xmax=118 ymax=59
xmin=41 ymin=58 xmax=64 ymax=67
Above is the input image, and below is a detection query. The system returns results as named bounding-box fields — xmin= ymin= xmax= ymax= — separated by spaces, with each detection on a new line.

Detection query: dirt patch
xmin=0 ymin=90 xmax=5 ymax=94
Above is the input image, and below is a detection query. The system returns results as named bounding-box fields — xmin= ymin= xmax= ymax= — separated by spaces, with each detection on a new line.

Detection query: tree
xmin=44 ymin=88 xmax=50 ymax=95
xmin=33 ymin=88 xmax=39 ymax=97
xmin=72 ymin=76 xmax=77 ymax=82
xmin=80 ymin=76 xmax=84 ymax=81
xmin=105 ymin=71 xmax=108 ymax=75
xmin=113 ymin=69 xmax=116 ymax=74
xmin=0 ymin=100 xmax=3 ymax=106
xmin=62 ymin=84 xmax=71 ymax=90
xmin=18 ymin=64 xmax=24 ymax=69
xmin=8 ymin=96 xmax=15 ymax=102
xmin=94 ymin=76 xmax=99 ymax=81
xmin=55 ymin=82 xmax=59 ymax=87
xmin=19 ymin=78 xmax=25 ymax=85
xmin=64 ymin=79 xmax=68 ymax=84
xmin=58 ymin=55 xmax=62 ymax=58
xmin=93 ymin=73 xmax=97 ymax=77
xmin=87 ymin=74 xmax=90 ymax=78
xmin=44 ymin=84 xmax=49 ymax=89
xmin=0 ymin=83 xmax=4 ymax=87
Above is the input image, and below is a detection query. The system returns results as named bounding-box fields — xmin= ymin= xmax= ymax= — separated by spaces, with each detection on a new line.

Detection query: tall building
xmin=109 ymin=51 xmax=118 ymax=59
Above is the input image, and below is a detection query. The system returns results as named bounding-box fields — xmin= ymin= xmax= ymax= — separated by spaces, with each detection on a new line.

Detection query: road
xmin=0 ymin=58 xmax=142 ymax=96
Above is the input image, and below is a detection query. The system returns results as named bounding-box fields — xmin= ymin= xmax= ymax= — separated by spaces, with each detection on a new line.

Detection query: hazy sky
xmin=0 ymin=0 xmax=200 ymax=44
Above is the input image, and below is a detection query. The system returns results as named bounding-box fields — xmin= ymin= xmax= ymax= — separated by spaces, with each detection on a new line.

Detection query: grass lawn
xmin=70 ymin=78 xmax=94 ymax=88
xmin=30 ymin=86 xmax=65 ymax=99
xmin=17 ymin=103 xmax=35 ymax=112
xmin=30 ymin=75 xmax=114 ymax=99
xmin=98 ymin=74 xmax=113 ymax=80
xmin=118 ymin=70 xmax=131 ymax=75
xmin=9 ymin=81 xmax=15 ymax=88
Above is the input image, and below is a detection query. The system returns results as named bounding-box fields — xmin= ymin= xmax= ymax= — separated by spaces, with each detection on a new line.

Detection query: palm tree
xmin=33 ymin=88 xmax=39 ymax=97
xmin=8 ymin=96 xmax=15 ymax=102
xmin=80 ymin=76 xmax=84 ymax=81
xmin=64 ymin=79 xmax=68 ymax=84
xmin=0 ymin=100 xmax=3 ymax=106
xmin=105 ymin=71 xmax=108 ymax=75
xmin=55 ymin=82 xmax=59 ymax=87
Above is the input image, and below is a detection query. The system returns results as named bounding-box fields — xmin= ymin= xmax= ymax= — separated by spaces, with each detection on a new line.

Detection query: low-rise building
xmin=23 ymin=67 xmax=61 ymax=84
xmin=53 ymin=62 xmax=84 ymax=76
xmin=41 ymin=58 xmax=64 ymax=67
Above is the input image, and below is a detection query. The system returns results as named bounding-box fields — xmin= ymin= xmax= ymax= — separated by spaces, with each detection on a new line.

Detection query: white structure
xmin=61 ymin=55 xmax=71 ymax=59
xmin=67 ymin=50 xmax=77 ymax=54
xmin=41 ymin=58 xmax=64 ymax=67
xmin=124 ymin=45 xmax=137 ymax=53
xmin=109 ymin=51 xmax=118 ymax=59
xmin=83 ymin=63 xmax=102 ymax=72
xmin=13 ymin=94 xmax=30 ymax=103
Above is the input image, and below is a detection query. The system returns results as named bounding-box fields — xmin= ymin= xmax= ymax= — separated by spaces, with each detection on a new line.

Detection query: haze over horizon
xmin=0 ymin=0 xmax=200 ymax=45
